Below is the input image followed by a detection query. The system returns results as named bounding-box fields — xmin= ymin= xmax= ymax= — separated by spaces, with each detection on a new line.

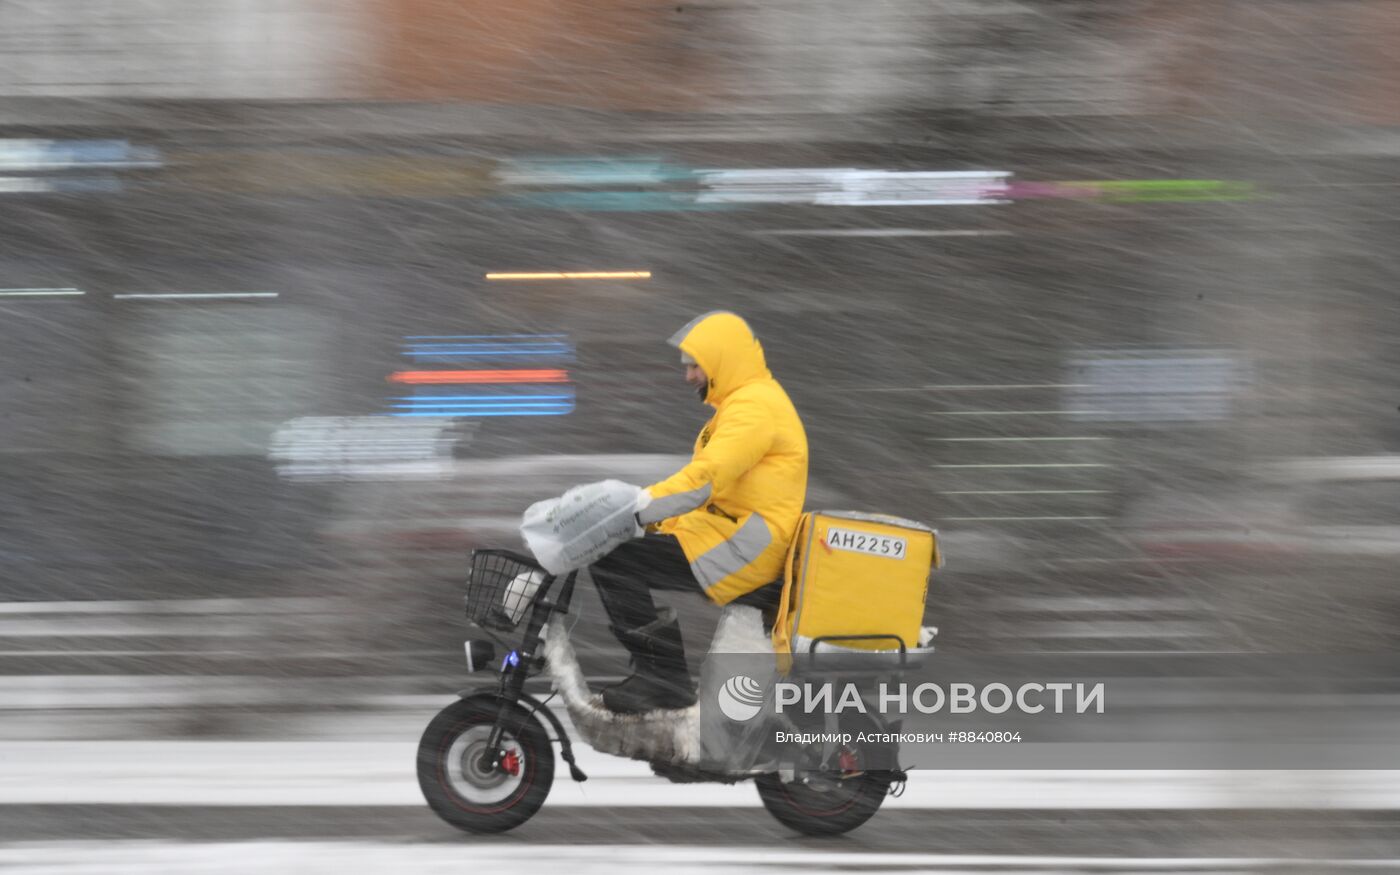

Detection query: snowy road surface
xmin=2 ymin=739 xmax=1399 ymax=808
xmin=3 ymin=733 xmax=1400 ymax=872
xmin=3 ymin=844 xmax=1400 ymax=875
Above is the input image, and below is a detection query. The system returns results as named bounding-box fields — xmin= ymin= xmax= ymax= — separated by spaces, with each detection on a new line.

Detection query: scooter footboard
xmin=542 ymin=615 xmax=703 ymax=766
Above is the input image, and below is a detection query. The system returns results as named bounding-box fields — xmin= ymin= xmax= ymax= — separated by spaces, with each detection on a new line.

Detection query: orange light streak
xmin=484 ymin=271 xmax=651 ymax=281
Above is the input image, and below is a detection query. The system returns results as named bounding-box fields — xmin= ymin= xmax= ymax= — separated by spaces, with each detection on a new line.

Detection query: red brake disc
xmin=500 ymin=749 xmax=522 ymax=777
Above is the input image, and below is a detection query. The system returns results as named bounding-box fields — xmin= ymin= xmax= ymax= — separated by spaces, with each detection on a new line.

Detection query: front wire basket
xmin=465 ymin=549 xmax=550 ymax=632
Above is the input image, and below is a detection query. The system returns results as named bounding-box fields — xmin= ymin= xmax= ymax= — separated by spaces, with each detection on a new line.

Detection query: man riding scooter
xmin=589 ymin=311 xmax=810 ymax=713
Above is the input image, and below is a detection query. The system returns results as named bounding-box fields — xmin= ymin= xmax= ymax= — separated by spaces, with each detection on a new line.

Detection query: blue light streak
xmin=404 ymin=334 xmax=569 ymax=340
xmin=390 ymin=403 xmax=574 ymax=410
xmin=390 ymin=333 xmax=577 ymax=418
xmin=392 ymin=395 xmax=574 ymax=402
xmin=391 ymin=409 xmax=573 ymax=418
xmin=405 ymin=345 xmax=572 ymax=352
xmin=406 ymin=348 xmax=574 ymax=358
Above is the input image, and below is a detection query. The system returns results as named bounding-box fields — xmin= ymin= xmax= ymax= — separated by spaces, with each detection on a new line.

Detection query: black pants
xmin=589 ymin=534 xmax=702 ymax=632
xmin=589 ymin=534 xmax=785 ymax=633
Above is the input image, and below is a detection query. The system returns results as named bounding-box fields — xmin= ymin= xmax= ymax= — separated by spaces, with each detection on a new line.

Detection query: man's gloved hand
xmin=632 ymin=489 xmax=653 ymax=537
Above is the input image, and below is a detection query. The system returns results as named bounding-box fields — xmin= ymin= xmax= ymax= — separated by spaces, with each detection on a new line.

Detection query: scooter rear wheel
xmin=756 ymin=724 xmax=895 ymax=836
xmin=756 ymin=769 xmax=891 ymax=836
xmin=418 ymin=697 xmax=554 ymax=833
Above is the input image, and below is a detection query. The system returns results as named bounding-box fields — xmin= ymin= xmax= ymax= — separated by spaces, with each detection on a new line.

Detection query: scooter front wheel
xmin=417 ymin=697 xmax=554 ymax=833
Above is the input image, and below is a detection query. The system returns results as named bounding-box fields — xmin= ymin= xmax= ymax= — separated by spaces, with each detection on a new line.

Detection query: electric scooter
xmin=417 ymin=548 xmax=930 ymax=836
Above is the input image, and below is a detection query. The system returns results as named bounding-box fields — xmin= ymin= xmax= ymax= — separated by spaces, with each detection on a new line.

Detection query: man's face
xmin=683 ymin=357 xmax=708 ymax=400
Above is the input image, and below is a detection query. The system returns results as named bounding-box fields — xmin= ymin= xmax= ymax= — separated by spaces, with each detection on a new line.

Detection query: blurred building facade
xmin=1 ymin=1 xmax=1399 ymax=123
xmin=0 ymin=0 xmax=1398 ymax=659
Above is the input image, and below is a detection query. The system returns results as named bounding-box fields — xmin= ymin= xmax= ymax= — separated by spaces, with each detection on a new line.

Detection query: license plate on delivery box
xmin=824 ymin=527 xmax=907 ymax=559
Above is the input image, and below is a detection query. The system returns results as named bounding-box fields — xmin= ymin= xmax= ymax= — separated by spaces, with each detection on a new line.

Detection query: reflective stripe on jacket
xmin=638 ymin=312 xmax=809 ymax=604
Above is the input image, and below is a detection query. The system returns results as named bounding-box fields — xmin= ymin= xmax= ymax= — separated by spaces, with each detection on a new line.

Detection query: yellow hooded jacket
xmin=637 ymin=312 xmax=809 ymax=604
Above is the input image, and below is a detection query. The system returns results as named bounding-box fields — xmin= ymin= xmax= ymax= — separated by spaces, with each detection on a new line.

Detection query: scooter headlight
xmin=463 ymin=639 xmax=498 ymax=673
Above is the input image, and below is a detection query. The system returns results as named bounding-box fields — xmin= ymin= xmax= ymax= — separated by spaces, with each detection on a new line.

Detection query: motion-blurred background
xmin=2 ymin=2 xmax=1400 ymax=870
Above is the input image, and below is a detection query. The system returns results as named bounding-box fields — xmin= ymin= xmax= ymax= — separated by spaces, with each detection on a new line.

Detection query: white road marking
xmin=835 ymin=385 xmax=1090 ymax=393
xmin=939 ymin=516 xmax=1110 ymax=522
xmin=991 ymin=596 xmax=1200 ymax=612
xmin=938 ymin=490 xmax=1111 ymax=495
xmin=751 ymin=228 xmax=1013 ymax=237
xmin=929 ymin=436 xmax=1110 ymax=442
xmin=0 ymin=843 xmax=1394 ymax=875
xmin=0 ymin=288 xmax=84 ymax=297
xmin=926 ymin=410 xmax=1110 ymax=416
xmin=1048 ymin=556 xmax=1199 ymax=565
xmin=112 ymin=292 xmax=278 ymax=300
xmin=0 ymin=619 xmax=260 ymax=637
xmin=0 ymin=677 xmax=445 ymax=710
xmin=1021 ymin=621 xmax=1213 ymax=639
xmin=0 ymin=598 xmax=348 ymax=615
xmin=931 ymin=463 xmax=1111 ymax=468
xmin=0 ymin=650 xmax=444 ymax=658
xmin=0 ymin=741 xmax=1397 ymax=809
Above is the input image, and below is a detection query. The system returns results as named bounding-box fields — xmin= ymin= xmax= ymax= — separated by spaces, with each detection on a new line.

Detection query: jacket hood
xmin=667 ymin=311 xmax=771 ymax=406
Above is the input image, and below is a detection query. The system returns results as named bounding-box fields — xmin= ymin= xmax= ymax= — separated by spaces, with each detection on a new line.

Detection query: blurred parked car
xmin=1127 ymin=455 xmax=1400 ymax=649
xmin=1129 ymin=456 xmax=1400 ymax=566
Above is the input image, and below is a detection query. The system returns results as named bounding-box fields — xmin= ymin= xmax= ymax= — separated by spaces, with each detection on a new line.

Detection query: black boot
xmin=602 ymin=609 xmax=697 ymax=714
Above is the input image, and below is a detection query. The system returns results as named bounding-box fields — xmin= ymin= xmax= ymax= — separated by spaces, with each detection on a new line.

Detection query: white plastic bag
xmin=502 ymin=570 xmax=546 ymax=624
xmin=520 ymin=479 xmax=644 ymax=575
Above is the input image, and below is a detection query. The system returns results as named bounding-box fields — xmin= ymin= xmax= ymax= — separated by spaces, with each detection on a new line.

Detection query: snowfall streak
xmin=388 ymin=369 xmax=570 ymax=384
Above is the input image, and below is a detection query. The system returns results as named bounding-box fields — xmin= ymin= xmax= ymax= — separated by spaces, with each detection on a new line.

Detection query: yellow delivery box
xmin=772 ymin=510 xmax=941 ymax=655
